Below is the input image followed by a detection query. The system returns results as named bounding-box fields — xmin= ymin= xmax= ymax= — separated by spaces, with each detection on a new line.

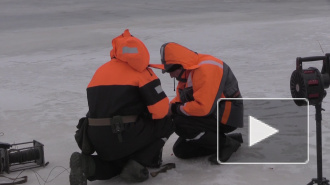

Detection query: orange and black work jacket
xmin=162 ymin=42 xmax=243 ymax=128
xmin=87 ymin=29 xmax=169 ymax=120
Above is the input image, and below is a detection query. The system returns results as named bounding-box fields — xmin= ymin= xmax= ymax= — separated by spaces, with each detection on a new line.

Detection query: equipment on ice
xmin=0 ymin=140 xmax=46 ymax=174
xmin=290 ymin=53 xmax=330 ymax=185
xmin=150 ymin=163 xmax=176 ymax=177
xmin=290 ymin=54 xmax=330 ymax=106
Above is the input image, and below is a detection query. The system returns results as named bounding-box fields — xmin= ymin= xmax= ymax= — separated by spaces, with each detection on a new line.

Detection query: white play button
xmin=249 ymin=116 xmax=279 ymax=147
xmin=217 ymin=99 xmax=308 ymax=164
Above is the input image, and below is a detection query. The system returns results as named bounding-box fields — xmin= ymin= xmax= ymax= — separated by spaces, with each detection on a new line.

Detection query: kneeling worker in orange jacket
xmin=150 ymin=42 xmax=243 ymax=164
xmin=70 ymin=30 xmax=174 ymax=185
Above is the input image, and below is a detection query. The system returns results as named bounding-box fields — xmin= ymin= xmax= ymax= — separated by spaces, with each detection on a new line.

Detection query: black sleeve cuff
xmin=171 ymin=103 xmax=183 ymax=115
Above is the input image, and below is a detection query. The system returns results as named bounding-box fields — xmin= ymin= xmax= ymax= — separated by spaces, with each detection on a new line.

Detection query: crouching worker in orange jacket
xmin=150 ymin=42 xmax=243 ymax=164
xmin=70 ymin=30 xmax=174 ymax=185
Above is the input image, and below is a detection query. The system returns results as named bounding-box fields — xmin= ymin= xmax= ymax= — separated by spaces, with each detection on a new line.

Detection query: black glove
xmin=171 ymin=102 xmax=182 ymax=115
xmin=179 ymin=87 xmax=194 ymax=103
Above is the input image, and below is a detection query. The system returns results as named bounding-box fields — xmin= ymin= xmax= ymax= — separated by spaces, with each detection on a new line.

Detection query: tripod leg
xmin=308 ymin=104 xmax=330 ymax=185
xmin=315 ymin=104 xmax=323 ymax=182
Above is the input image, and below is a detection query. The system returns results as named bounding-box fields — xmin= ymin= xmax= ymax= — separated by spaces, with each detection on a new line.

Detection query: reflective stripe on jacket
xmin=163 ymin=42 xmax=243 ymax=127
xmin=87 ymin=30 xmax=169 ymax=120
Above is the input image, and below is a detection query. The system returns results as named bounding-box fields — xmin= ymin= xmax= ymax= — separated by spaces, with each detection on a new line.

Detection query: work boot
xmin=69 ymin=152 xmax=95 ymax=185
xmin=226 ymin=133 xmax=243 ymax=143
xmin=219 ymin=136 xmax=241 ymax=162
xmin=120 ymin=160 xmax=149 ymax=182
xmin=208 ymin=134 xmax=242 ymax=165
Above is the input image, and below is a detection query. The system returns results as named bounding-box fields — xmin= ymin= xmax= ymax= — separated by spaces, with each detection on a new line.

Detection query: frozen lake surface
xmin=1 ymin=0 xmax=330 ymax=184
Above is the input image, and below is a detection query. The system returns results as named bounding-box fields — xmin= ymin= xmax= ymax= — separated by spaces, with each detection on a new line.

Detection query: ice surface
xmin=1 ymin=0 xmax=330 ymax=184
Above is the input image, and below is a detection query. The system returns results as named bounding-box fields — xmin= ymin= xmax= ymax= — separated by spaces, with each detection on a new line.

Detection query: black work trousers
xmin=172 ymin=115 xmax=236 ymax=159
xmin=87 ymin=115 xmax=174 ymax=180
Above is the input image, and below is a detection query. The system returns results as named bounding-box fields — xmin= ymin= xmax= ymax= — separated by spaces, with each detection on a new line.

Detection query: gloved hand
xmin=170 ymin=102 xmax=182 ymax=115
xmin=179 ymin=87 xmax=194 ymax=103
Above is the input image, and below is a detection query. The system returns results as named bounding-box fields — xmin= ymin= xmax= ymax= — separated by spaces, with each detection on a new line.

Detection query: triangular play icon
xmin=249 ymin=116 xmax=279 ymax=147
